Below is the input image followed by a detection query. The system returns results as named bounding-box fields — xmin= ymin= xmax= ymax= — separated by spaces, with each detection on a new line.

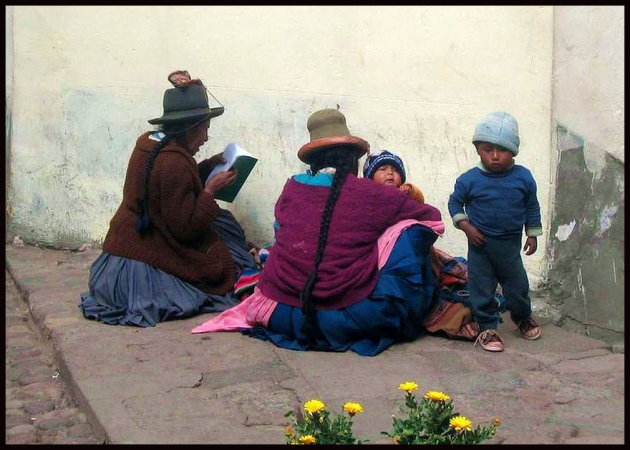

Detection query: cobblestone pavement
xmin=5 ymin=271 xmax=103 ymax=444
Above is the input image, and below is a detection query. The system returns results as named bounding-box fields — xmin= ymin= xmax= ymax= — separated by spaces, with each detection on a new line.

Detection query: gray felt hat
xmin=148 ymin=84 xmax=224 ymax=125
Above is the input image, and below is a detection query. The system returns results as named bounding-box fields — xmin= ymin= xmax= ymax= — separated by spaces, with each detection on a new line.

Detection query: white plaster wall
xmin=7 ymin=5 xmax=553 ymax=283
xmin=552 ymin=6 xmax=624 ymax=171
xmin=5 ymin=6 xmax=14 ymax=219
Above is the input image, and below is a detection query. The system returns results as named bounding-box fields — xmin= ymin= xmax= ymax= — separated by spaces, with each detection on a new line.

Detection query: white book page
xmin=206 ymin=142 xmax=252 ymax=181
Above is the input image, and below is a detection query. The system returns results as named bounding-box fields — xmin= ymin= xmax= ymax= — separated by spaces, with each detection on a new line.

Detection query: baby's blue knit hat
xmin=362 ymin=150 xmax=406 ymax=183
xmin=472 ymin=111 xmax=520 ymax=156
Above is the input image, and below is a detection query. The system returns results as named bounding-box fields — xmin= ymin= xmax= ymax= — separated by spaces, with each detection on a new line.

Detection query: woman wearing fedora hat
xmin=79 ymin=71 xmax=258 ymax=327
xmin=193 ymin=109 xmax=444 ymax=356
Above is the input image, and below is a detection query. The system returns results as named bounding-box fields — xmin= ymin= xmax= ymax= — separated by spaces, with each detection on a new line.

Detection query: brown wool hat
xmin=297 ymin=109 xmax=369 ymax=164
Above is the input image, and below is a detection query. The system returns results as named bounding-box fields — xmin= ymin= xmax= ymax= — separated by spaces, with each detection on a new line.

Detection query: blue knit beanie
xmin=362 ymin=150 xmax=406 ymax=183
xmin=472 ymin=111 xmax=520 ymax=156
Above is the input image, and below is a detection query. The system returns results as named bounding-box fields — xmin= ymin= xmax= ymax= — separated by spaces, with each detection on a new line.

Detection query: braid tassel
xmin=135 ymin=196 xmax=153 ymax=234
xmin=300 ymin=269 xmax=318 ymax=340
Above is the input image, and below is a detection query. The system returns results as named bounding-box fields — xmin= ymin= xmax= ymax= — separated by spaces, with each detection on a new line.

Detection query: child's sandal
xmin=473 ymin=329 xmax=504 ymax=352
xmin=512 ymin=315 xmax=542 ymax=340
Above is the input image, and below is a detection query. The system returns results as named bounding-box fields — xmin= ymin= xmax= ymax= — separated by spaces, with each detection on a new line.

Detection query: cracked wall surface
xmin=546 ymin=127 xmax=624 ymax=343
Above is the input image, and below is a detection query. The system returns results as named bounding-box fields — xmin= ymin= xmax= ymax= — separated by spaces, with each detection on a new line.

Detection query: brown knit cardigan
xmin=102 ymin=132 xmax=235 ymax=294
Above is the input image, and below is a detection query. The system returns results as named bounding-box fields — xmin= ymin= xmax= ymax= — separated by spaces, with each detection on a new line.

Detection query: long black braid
xmin=135 ymin=134 xmax=172 ymax=234
xmin=299 ymin=146 xmax=359 ymax=341
xmin=135 ymin=117 xmax=207 ymax=234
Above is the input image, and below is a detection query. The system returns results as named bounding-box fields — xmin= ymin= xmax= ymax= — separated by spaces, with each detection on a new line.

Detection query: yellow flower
xmin=392 ymin=435 xmax=401 ymax=444
xmin=304 ymin=399 xmax=326 ymax=415
xmin=450 ymin=415 xmax=473 ymax=432
xmin=285 ymin=425 xmax=294 ymax=437
xmin=299 ymin=435 xmax=316 ymax=444
xmin=398 ymin=381 xmax=419 ymax=393
xmin=343 ymin=402 xmax=364 ymax=415
xmin=492 ymin=417 xmax=502 ymax=426
xmin=424 ymin=390 xmax=451 ymax=402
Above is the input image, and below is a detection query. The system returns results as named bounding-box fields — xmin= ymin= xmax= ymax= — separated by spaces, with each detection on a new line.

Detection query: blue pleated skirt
xmin=79 ymin=209 xmax=257 ymax=327
xmin=245 ymin=224 xmax=438 ymax=356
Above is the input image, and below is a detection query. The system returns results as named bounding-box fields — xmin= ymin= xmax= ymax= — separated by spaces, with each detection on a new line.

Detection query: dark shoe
xmin=511 ymin=314 xmax=542 ymax=340
xmin=473 ymin=329 xmax=504 ymax=352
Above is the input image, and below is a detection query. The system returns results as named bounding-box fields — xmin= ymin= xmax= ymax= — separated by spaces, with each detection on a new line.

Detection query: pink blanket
xmin=191 ymin=219 xmax=443 ymax=334
xmin=377 ymin=219 xmax=443 ymax=269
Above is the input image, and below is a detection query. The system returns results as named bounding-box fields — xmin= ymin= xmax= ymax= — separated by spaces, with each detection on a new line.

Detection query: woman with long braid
xmin=79 ymin=71 xmax=257 ymax=327
xmin=193 ymin=109 xmax=444 ymax=356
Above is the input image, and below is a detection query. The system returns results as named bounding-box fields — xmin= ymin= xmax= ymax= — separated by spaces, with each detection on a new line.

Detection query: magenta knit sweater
xmin=256 ymin=175 xmax=442 ymax=310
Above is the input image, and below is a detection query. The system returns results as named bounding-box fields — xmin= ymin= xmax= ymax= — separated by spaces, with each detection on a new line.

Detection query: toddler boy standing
xmin=448 ymin=111 xmax=542 ymax=352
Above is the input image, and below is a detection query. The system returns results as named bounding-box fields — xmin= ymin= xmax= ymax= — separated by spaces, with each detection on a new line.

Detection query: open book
xmin=206 ymin=142 xmax=258 ymax=203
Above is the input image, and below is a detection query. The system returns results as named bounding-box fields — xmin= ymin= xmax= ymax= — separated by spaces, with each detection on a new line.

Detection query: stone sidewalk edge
xmin=5 ymin=261 xmax=110 ymax=444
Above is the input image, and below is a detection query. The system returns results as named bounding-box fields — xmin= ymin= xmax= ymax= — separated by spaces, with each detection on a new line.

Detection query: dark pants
xmin=467 ymin=235 xmax=532 ymax=331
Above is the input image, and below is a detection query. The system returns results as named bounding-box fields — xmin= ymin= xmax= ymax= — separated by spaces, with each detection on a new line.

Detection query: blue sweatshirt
xmin=448 ymin=164 xmax=542 ymax=238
